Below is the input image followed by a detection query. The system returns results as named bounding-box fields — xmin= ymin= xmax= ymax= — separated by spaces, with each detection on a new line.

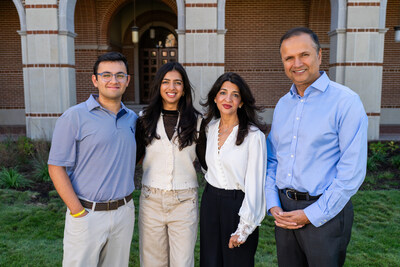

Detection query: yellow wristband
xmin=71 ymin=208 xmax=86 ymax=217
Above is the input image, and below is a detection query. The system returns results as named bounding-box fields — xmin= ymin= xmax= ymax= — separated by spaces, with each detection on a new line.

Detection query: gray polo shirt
xmin=48 ymin=95 xmax=137 ymax=202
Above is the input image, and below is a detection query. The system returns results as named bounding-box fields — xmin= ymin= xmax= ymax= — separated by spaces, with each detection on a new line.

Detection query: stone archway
xmin=109 ymin=1 xmax=178 ymax=105
xmin=99 ymin=0 xmax=181 ymax=48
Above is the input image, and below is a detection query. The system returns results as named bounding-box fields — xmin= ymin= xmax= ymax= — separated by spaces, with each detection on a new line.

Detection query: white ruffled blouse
xmin=205 ymin=119 xmax=267 ymax=242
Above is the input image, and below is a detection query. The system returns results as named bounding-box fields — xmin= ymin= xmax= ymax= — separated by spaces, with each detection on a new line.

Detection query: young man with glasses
xmin=48 ymin=52 xmax=137 ymax=266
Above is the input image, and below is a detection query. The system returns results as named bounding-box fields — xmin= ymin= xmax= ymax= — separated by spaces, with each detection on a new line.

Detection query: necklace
xmin=218 ymin=121 xmax=238 ymax=151
xmin=218 ymin=122 xmax=239 ymax=136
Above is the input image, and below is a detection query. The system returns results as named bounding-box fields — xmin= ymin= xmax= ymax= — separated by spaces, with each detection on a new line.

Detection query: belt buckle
xmin=286 ymin=189 xmax=297 ymax=200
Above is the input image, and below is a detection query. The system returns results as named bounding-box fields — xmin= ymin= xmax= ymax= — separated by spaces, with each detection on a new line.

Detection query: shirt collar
xmin=289 ymin=71 xmax=329 ymax=97
xmin=86 ymin=94 xmax=101 ymax=111
xmin=86 ymin=94 xmax=129 ymax=114
xmin=120 ymin=102 xmax=129 ymax=113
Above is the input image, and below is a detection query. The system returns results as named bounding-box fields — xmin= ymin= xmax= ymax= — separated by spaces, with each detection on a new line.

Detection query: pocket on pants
xmin=141 ymin=186 xmax=152 ymax=199
xmin=65 ymin=208 xmax=92 ymax=235
xmin=176 ymin=188 xmax=198 ymax=204
xmin=126 ymin=198 xmax=135 ymax=211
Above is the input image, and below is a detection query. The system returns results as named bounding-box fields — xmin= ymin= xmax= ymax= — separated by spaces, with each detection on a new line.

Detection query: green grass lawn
xmin=0 ymin=189 xmax=399 ymax=266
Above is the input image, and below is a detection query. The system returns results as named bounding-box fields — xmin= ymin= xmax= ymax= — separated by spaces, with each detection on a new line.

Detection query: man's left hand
xmin=274 ymin=209 xmax=310 ymax=229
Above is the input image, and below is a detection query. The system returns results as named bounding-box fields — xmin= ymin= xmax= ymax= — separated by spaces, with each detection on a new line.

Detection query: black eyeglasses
xmin=97 ymin=72 xmax=128 ymax=82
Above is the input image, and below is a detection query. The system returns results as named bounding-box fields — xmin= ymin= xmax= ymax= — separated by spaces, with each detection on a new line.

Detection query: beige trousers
xmin=139 ymin=186 xmax=198 ymax=267
xmin=62 ymin=199 xmax=135 ymax=267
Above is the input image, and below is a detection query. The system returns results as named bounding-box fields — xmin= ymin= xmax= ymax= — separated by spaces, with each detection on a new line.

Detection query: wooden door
xmin=139 ymin=48 xmax=178 ymax=103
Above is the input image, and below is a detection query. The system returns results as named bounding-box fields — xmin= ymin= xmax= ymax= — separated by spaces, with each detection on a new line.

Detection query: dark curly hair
xmin=202 ymin=72 xmax=266 ymax=145
xmin=139 ymin=62 xmax=200 ymax=150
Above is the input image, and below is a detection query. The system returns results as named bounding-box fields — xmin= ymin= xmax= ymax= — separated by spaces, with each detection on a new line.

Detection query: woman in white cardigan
xmin=199 ymin=72 xmax=267 ymax=267
xmin=135 ymin=62 xmax=204 ymax=267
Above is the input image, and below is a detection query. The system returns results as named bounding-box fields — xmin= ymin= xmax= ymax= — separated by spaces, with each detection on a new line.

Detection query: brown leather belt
xmin=80 ymin=194 xmax=133 ymax=211
xmin=280 ymin=189 xmax=321 ymax=201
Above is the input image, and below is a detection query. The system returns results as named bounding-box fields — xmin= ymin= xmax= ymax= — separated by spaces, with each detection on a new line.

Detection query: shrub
xmin=32 ymin=156 xmax=51 ymax=182
xmin=368 ymin=142 xmax=388 ymax=162
xmin=390 ymin=155 xmax=400 ymax=170
xmin=367 ymin=154 xmax=380 ymax=172
xmin=377 ymin=171 xmax=395 ymax=180
xmin=0 ymin=138 xmax=19 ymax=168
xmin=0 ymin=167 xmax=31 ymax=189
xmin=367 ymin=141 xmax=396 ymax=172
xmin=369 ymin=142 xmax=388 ymax=154
xmin=32 ymin=140 xmax=51 ymax=182
xmin=16 ymin=136 xmax=34 ymax=166
xmin=387 ymin=141 xmax=399 ymax=153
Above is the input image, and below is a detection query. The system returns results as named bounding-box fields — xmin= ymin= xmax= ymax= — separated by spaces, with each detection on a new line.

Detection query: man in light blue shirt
xmin=265 ymin=27 xmax=368 ymax=266
xmin=48 ymin=52 xmax=137 ymax=266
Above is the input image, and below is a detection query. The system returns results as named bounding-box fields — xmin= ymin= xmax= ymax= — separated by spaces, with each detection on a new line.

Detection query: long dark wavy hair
xmin=202 ymin=72 xmax=267 ymax=145
xmin=140 ymin=62 xmax=200 ymax=150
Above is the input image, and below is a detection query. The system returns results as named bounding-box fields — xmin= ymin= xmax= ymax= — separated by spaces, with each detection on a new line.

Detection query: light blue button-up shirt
xmin=265 ymin=72 xmax=368 ymax=227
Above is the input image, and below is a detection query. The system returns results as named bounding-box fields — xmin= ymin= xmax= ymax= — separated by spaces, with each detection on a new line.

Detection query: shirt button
xmin=300 ymin=100 xmax=304 ymax=103
xmin=293 ymin=136 xmax=297 ymax=139
xmin=288 ymin=173 xmax=291 ymax=177
xmin=291 ymin=155 xmax=294 ymax=158
xmin=296 ymin=117 xmax=300 ymax=120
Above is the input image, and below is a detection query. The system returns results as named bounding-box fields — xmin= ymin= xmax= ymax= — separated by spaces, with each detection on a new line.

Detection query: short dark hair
xmin=279 ymin=27 xmax=321 ymax=52
xmin=93 ymin=51 xmax=129 ymax=75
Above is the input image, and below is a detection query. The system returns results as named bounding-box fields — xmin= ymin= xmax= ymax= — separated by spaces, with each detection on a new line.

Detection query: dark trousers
xmin=276 ymin=190 xmax=354 ymax=267
xmin=200 ymin=183 xmax=259 ymax=267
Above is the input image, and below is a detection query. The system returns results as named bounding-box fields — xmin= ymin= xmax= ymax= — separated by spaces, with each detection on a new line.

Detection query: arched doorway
xmin=106 ymin=0 xmax=177 ymax=105
xmin=139 ymin=27 xmax=178 ymax=103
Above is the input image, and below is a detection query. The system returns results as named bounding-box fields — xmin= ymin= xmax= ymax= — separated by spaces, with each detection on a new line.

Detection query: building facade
xmin=1 ymin=0 xmax=400 ymax=140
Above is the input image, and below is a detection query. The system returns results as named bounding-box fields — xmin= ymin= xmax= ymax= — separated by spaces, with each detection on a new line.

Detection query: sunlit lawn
xmin=0 ymin=189 xmax=399 ymax=266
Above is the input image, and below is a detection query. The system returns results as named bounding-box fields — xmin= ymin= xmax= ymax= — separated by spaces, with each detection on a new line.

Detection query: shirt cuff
xmin=47 ymin=159 xmax=75 ymax=167
xmin=304 ymin=202 xmax=330 ymax=227
xmin=265 ymin=189 xmax=281 ymax=216
xmin=231 ymin=217 xmax=257 ymax=243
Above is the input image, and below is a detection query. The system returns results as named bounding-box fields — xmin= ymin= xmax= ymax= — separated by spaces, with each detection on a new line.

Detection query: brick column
xmin=180 ymin=1 xmax=225 ymax=111
xmin=329 ymin=0 xmax=387 ymax=140
xmin=22 ymin=0 xmax=76 ymax=139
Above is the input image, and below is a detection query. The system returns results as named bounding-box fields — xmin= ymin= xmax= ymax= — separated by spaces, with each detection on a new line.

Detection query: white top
xmin=205 ymin=119 xmax=267 ymax=242
xmin=141 ymin=114 xmax=201 ymax=190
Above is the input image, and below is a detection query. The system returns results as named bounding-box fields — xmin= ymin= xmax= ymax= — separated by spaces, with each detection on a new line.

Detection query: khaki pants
xmin=139 ymin=186 xmax=198 ymax=267
xmin=63 ymin=199 xmax=135 ymax=267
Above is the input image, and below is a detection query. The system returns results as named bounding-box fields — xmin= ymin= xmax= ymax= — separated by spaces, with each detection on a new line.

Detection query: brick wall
xmin=74 ymin=0 xmax=101 ymax=103
xmin=161 ymin=0 xmax=177 ymax=14
xmin=0 ymin=1 xmax=24 ymax=109
xmin=225 ymin=0 xmax=331 ymax=107
xmin=382 ymin=0 xmax=400 ymax=108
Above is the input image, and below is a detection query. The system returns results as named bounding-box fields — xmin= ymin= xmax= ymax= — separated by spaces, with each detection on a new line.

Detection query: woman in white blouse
xmin=200 ymin=72 xmax=267 ymax=267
